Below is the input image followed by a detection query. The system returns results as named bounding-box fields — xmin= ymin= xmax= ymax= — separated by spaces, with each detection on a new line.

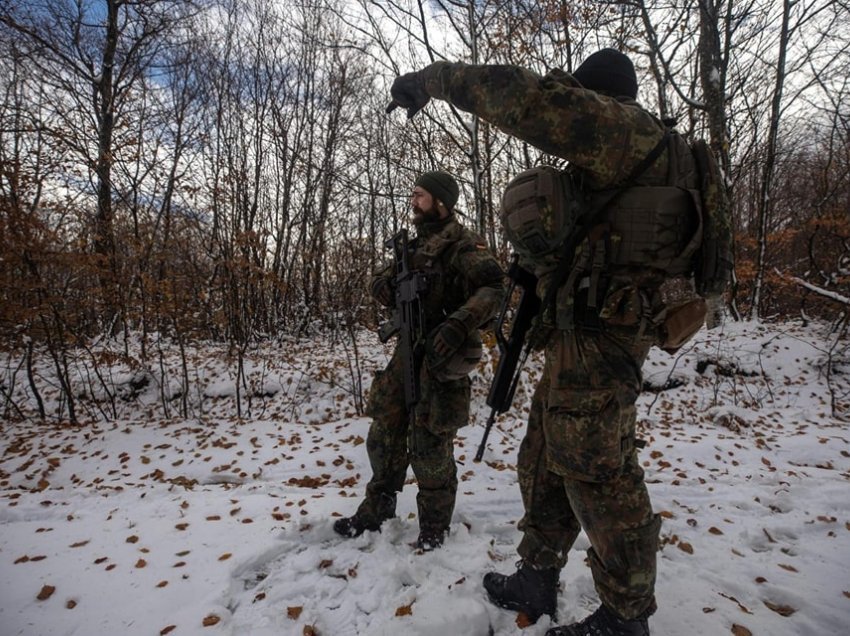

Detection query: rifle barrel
xmin=474 ymin=408 xmax=498 ymax=462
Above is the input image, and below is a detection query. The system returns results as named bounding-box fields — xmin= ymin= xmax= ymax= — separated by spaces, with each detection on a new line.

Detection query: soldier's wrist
xmin=422 ymin=61 xmax=453 ymax=99
xmin=447 ymin=309 xmax=474 ymax=335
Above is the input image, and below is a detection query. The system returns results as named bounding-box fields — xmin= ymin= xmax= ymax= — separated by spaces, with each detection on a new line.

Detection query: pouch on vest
xmin=501 ymin=166 xmax=586 ymax=261
xmin=602 ymin=186 xmax=701 ymax=275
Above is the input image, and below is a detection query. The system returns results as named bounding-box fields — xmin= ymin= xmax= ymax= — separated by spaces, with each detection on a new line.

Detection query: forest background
xmin=1 ymin=0 xmax=849 ymax=424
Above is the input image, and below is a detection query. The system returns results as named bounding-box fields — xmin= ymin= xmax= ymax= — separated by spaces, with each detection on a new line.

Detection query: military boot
xmin=332 ymin=514 xmax=381 ymax=538
xmin=546 ymin=604 xmax=650 ymax=636
xmin=414 ymin=527 xmax=448 ymax=552
xmin=482 ymin=561 xmax=559 ymax=622
xmin=333 ymin=492 xmax=396 ymax=538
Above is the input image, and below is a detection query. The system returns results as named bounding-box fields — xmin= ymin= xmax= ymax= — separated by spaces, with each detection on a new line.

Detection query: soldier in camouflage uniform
xmin=334 ymin=171 xmax=504 ymax=551
xmin=388 ymin=50 xmax=703 ymax=634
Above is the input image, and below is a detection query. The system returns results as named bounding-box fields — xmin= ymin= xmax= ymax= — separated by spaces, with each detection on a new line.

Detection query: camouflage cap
xmin=573 ymin=48 xmax=638 ymax=99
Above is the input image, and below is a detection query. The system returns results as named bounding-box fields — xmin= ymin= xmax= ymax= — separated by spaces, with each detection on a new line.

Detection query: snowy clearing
xmin=1 ymin=320 xmax=849 ymax=635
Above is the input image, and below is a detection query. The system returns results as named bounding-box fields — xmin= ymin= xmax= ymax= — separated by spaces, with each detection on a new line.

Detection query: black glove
xmin=432 ymin=318 xmax=467 ymax=357
xmin=386 ymin=70 xmax=430 ymax=119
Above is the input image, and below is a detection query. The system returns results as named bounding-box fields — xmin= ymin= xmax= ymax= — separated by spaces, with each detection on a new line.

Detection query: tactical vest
xmin=501 ymin=129 xmax=721 ymax=347
xmin=502 ymin=167 xmax=699 ymax=276
xmin=410 ymin=224 xmax=485 ymax=381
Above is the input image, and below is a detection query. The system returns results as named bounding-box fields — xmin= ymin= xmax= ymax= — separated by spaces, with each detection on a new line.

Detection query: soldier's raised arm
xmin=389 ymin=62 xmax=665 ymax=189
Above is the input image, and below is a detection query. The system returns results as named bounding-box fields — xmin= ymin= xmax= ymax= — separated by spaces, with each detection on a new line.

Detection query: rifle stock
xmin=475 ymin=256 xmax=540 ymax=462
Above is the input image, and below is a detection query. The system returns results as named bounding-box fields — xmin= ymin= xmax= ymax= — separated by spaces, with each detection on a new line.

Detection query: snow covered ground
xmin=1 ymin=320 xmax=849 ymax=635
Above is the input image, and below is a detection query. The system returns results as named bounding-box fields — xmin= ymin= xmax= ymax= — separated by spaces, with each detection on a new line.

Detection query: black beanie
xmin=573 ymin=48 xmax=638 ymax=99
xmin=415 ymin=171 xmax=459 ymax=211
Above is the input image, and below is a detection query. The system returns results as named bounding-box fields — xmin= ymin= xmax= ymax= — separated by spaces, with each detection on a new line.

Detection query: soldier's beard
xmin=411 ymin=205 xmax=440 ymax=225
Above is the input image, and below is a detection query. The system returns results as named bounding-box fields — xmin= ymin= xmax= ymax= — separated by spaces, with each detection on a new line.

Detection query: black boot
xmin=332 ymin=514 xmax=382 ymax=538
xmin=483 ymin=561 xmax=559 ymax=622
xmin=333 ymin=492 xmax=396 ymax=538
xmin=415 ymin=527 xmax=448 ymax=552
xmin=546 ymin=604 xmax=650 ymax=636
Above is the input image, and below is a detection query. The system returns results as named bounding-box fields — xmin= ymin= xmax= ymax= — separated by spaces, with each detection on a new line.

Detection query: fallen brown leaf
xmin=202 ymin=614 xmax=220 ymax=626
xmin=36 ymin=585 xmax=55 ymax=601
xmin=515 ymin=611 xmax=534 ymax=628
xmin=731 ymin=625 xmax=752 ymax=636
xmin=395 ymin=603 xmax=413 ymax=617
xmin=288 ymin=606 xmax=303 ymax=620
xmin=764 ymin=600 xmax=796 ymax=616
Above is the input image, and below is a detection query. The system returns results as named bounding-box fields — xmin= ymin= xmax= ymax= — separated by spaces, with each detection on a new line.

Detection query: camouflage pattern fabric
xmin=356 ymin=215 xmax=503 ymax=535
xmin=516 ymin=327 xmax=660 ymax=618
xmin=417 ymin=62 xmax=693 ymax=619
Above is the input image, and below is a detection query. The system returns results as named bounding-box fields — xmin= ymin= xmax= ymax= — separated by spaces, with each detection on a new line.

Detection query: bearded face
xmin=412 ymin=203 xmax=441 ymax=225
xmin=410 ymin=186 xmax=441 ymax=225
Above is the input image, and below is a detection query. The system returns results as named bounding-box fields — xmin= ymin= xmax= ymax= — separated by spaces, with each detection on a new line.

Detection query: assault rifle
xmin=380 ymin=230 xmax=429 ymax=432
xmin=475 ymin=255 xmax=540 ymax=462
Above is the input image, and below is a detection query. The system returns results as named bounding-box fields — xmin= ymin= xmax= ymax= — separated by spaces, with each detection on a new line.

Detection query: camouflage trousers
xmin=356 ymin=348 xmax=470 ymax=534
xmin=516 ymin=327 xmax=661 ymax=619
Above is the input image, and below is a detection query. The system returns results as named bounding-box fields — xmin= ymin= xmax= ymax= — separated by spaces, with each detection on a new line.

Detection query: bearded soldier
xmin=334 ymin=171 xmax=504 ymax=551
xmin=387 ymin=49 xmax=714 ymax=635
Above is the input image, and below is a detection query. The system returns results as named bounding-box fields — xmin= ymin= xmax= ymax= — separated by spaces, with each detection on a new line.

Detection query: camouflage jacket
xmin=371 ymin=215 xmax=503 ymax=335
xmin=421 ymin=62 xmax=698 ymax=191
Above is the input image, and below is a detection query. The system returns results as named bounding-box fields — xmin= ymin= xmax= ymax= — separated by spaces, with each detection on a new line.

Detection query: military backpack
xmin=501 ymin=129 xmax=732 ymax=349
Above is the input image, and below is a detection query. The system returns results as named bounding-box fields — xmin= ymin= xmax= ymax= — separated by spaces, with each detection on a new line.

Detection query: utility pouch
xmin=501 ymin=166 xmax=586 ymax=260
xmin=661 ymin=299 xmax=706 ymax=353
xmin=655 ymin=277 xmax=706 ymax=353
